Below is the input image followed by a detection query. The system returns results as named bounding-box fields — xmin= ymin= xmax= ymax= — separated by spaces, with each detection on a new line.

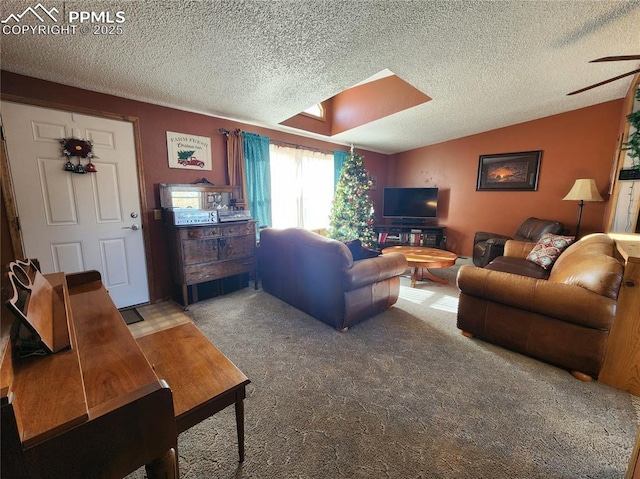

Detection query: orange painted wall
xmin=0 ymin=71 xmax=389 ymax=301
xmin=331 ymin=75 xmax=431 ymax=135
xmin=389 ymin=100 xmax=625 ymax=257
xmin=282 ymin=75 xmax=430 ymax=137
xmin=280 ymin=99 xmax=333 ymax=135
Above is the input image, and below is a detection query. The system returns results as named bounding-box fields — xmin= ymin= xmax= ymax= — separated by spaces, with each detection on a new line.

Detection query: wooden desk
xmin=382 ymin=246 xmax=457 ymax=287
xmin=136 ymin=322 xmax=250 ymax=461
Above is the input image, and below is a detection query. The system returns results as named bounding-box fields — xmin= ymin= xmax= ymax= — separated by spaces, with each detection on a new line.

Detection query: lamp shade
xmin=562 ymin=179 xmax=604 ymax=202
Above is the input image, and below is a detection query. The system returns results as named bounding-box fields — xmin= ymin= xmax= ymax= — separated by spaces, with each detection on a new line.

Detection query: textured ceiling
xmin=1 ymin=0 xmax=639 ymax=154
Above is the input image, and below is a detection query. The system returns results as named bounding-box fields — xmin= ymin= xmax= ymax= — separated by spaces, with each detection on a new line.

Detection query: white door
xmin=1 ymin=101 xmax=149 ymax=308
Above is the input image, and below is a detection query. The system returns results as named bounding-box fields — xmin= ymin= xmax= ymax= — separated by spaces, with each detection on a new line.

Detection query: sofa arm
xmin=504 ymin=240 xmax=537 ymax=259
xmin=474 ymin=232 xmax=513 ymax=267
xmin=474 ymin=231 xmax=511 ymax=243
xmin=343 ymin=253 xmax=407 ymax=291
xmin=474 ymin=237 xmax=509 ymax=267
xmin=456 ymin=265 xmax=616 ymax=330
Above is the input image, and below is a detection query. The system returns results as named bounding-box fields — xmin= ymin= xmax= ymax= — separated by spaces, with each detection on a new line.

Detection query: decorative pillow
xmin=344 ymin=239 xmax=381 ymax=261
xmin=526 ymin=233 xmax=574 ymax=270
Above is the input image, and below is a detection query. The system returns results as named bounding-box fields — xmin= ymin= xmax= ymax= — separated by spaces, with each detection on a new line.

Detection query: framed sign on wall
xmin=166 ymin=131 xmax=212 ymax=170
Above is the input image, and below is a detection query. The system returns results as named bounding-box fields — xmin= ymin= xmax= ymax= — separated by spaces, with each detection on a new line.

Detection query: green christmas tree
xmin=329 ymin=146 xmax=376 ymax=247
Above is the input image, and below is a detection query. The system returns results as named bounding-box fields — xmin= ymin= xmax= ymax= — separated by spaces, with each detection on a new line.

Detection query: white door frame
xmin=0 ymin=93 xmax=156 ymax=304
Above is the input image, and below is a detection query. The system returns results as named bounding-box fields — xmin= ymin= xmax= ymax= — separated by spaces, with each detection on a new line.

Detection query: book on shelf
xmin=377 ymin=231 xmax=422 ymax=246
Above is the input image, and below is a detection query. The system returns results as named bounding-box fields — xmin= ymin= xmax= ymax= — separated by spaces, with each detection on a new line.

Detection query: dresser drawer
xmin=185 ymin=258 xmax=255 ymax=285
xmin=219 ymin=235 xmax=255 ymax=261
xmin=179 ymin=226 xmax=222 ymax=240
xmin=182 ymin=239 xmax=218 ymax=265
xmin=221 ymin=222 xmax=255 ymax=237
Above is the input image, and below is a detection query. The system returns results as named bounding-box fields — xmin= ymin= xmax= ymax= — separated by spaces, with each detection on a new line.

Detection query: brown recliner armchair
xmin=473 ymin=217 xmax=564 ymax=267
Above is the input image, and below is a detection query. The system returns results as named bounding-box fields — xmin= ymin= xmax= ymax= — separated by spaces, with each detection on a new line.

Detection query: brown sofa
xmin=457 ymin=233 xmax=624 ymax=379
xmin=258 ymin=228 xmax=407 ymax=331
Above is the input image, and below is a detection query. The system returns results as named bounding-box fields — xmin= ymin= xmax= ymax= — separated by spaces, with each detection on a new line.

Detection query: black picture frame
xmin=476 ymin=150 xmax=542 ymax=191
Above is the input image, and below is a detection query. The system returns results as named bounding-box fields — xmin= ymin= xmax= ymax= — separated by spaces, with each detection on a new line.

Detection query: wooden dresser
xmin=166 ymin=220 xmax=257 ymax=307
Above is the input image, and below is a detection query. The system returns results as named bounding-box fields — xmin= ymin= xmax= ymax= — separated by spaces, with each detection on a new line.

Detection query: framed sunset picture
xmin=476 ymin=150 xmax=542 ymax=191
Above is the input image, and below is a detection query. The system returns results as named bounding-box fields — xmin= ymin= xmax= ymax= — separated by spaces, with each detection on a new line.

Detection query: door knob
xmin=122 ymin=224 xmax=140 ymax=230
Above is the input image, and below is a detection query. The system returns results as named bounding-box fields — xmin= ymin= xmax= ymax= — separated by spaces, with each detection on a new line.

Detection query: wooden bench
xmin=136 ymin=322 xmax=250 ymax=462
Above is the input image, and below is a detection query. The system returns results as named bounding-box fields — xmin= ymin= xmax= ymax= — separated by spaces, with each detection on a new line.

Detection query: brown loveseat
xmin=258 ymin=228 xmax=407 ymax=331
xmin=457 ymin=233 xmax=624 ymax=380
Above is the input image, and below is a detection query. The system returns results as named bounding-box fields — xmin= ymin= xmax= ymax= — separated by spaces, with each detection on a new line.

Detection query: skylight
xmin=280 ymin=70 xmax=431 ymax=136
xmin=302 ymin=103 xmax=325 ymax=120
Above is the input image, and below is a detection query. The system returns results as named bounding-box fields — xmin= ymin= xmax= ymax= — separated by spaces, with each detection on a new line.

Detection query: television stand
xmin=374 ymin=223 xmax=446 ymax=250
xmin=390 ymin=219 xmax=426 ymax=226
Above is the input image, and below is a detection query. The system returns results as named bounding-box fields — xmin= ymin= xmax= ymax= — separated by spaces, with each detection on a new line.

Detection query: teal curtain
xmin=333 ymin=150 xmax=348 ymax=190
xmin=243 ymin=132 xmax=272 ymax=230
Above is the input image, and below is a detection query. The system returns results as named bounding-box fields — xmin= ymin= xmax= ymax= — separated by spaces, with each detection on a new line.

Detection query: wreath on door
xmin=60 ymin=137 xmax=97 ymax=173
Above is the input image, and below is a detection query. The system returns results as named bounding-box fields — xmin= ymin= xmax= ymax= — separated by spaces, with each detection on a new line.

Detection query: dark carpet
xmin=127 ymin=259 xmax=637 ymax=479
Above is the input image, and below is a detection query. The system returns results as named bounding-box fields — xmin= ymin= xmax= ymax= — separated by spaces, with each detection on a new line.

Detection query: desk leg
xmin=181 ymin=284 xmax=189 ymax=310
xmin=145 ymin=448 xmax=178 ymax=479
xmin=235 ymin=389 xmax=246 ymax=462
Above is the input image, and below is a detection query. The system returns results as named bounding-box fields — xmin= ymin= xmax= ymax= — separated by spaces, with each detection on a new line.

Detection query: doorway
xmin=1 ymin=101 xmax=150 ymax=308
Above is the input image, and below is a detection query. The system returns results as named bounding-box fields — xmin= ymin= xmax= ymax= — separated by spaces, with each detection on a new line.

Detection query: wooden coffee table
xmin=382 ymin=246 xmax=458 ymax=287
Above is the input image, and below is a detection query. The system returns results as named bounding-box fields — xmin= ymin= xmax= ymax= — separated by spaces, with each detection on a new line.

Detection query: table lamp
xmin=562 ymin=178 xmax=604 ymax=238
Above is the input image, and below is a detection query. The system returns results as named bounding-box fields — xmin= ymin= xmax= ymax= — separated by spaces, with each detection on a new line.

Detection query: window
xmin=301 ymin=103 xmax=325 ymax=120
xmin=269 ymin=144 xmax=334 ymax=230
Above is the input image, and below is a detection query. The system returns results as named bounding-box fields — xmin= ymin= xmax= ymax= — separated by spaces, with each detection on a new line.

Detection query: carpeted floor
xmin=127 ymin=259 xmax=638 ymax=479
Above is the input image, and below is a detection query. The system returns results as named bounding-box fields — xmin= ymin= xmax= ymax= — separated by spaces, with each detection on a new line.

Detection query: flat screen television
xmin=382 ymin=187 xmax=438 ymax=220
